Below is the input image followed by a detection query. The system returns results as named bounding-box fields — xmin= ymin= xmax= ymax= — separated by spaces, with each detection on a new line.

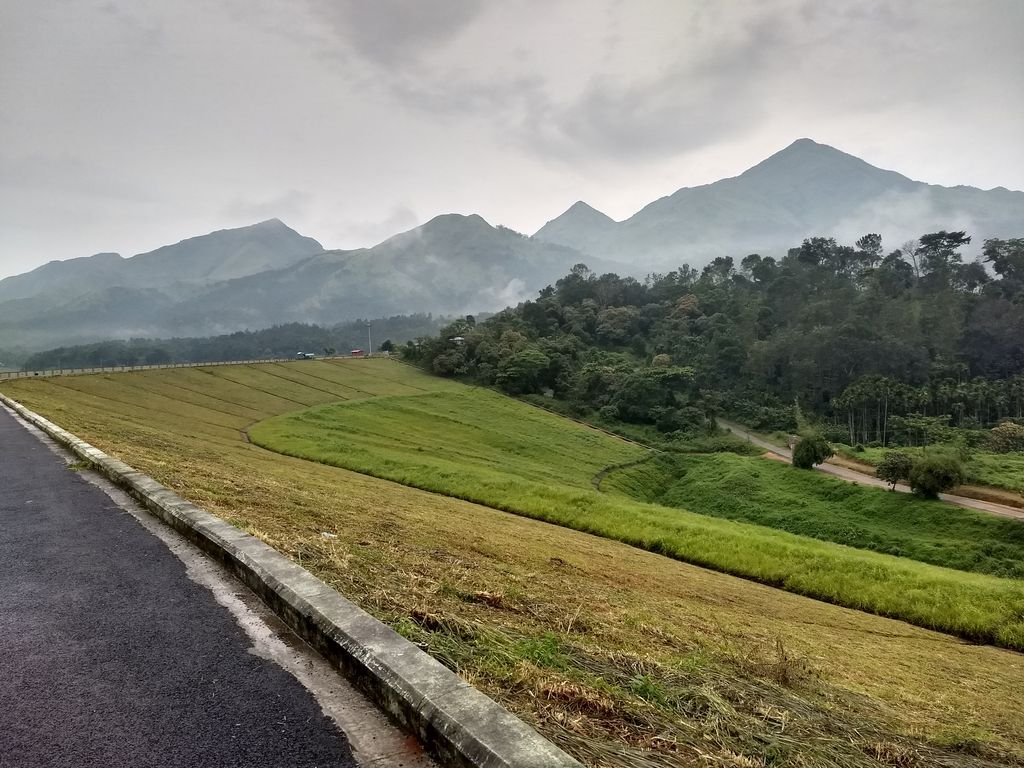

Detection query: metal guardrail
xmin=0 ymin=355 xmax=369 ymax=381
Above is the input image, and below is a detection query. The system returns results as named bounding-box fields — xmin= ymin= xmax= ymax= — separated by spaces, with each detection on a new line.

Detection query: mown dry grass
xmin=4 ymin=359 xmax=1024 ymax=767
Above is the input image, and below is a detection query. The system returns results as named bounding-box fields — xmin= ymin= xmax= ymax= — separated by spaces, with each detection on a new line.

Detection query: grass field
xmin=836 ymin=444 xmax=1024 ymax=494
xmin=250 ymin=387 xmax=1024 ymax=652
xmin=5 ymin=360 xmax=1024 ymax=767
xmin=603 ymin=452 xmax=1024 ymax=578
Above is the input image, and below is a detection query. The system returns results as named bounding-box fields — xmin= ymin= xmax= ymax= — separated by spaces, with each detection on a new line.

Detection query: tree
xmin=379 ymin=339 xmax=395 ymax=353
xmin=495 ymin=346 xmax=550 ymax=394
xmin=989 ymin=421 xmax=1024 ymax=453
xmin=855 ymin=233 xmax=883 ymax=268
xmin=908 ymin=453 xmax=964 ymax=498
xmin=915 ymin=231 xmax=970 ymax=290
xmin=792 ymin=434 xmax=833 ymax=469
xmin=876 ymin=451 xmax=913 ymax=490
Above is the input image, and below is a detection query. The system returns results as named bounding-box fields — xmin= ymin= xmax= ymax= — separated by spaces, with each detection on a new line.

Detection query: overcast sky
xmin=2 ymin=0 xmax=1022 ymax=278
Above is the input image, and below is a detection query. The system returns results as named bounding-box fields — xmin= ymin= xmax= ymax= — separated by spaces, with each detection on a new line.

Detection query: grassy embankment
xmin=5 ymin=360 xmax=1024 ymax=767
xmin=834 ymin=444 xmax=1024 ymax=495
xmin=602 ymin=452 xmax=1024 ymax=578
xmin=250 ymin=386 xmax=1024 ymax=651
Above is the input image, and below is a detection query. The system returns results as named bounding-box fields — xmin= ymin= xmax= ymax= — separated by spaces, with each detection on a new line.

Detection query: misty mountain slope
xmin=0 ymin=219 xmax=322 ymax=305
xmin=535 ymin=139 xmax=1024 ymax=269
xmin=0 ymin=214 xmax=595 ymax=347
xmin=0 ymin=252 xmax=126 ymax=303
xmin=0 ymin=286 xmax=176 ymax=348
xmin=163 ymin=214 xmax=595 ymax=331
xmin=123 ymin=218 xmax=323 ymax=285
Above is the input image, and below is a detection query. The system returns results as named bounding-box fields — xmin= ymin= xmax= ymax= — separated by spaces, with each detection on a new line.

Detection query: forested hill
xmin=407 ymin=232 xmax=1024 ymax=442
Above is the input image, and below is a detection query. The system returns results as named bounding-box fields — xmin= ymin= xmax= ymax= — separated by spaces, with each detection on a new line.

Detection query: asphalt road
xmin=0 ymin=405 xmax=359 ymax=768
xmin=718 ymin=418 xmax=1024 ymax=521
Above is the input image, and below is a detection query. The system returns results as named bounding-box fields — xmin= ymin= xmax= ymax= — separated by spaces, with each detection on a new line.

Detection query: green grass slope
xmin=249 ymin=387 xmax=1024 ymax=651
xmin=604 ymin=453 xmax=1024 ymax=578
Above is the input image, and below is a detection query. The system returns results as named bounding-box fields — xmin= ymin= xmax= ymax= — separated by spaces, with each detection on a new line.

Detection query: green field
xmin=603 ymin=453 xmax=1024 ymax=578
xmin=5 ymin=360 xmax=1024 ymax=766
xmin=250 ymin=386 xmax=1024 ymax=651
xmin=837 ymin=444 xmax=1024 ymax=494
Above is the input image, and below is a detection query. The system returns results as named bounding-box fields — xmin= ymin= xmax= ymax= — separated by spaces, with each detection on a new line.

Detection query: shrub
xmin=820 ymin=425 xmax=850 ymax=443
xmin=792 ymin=434 xmax=833 ymax=469
xmin=990 ymin=421 xmax=1024 ymax=453
xmin=854 ymin=443 xmax=865 ymax=453
xmin=908 ymin=453 xmax=964 ymax=498
xmin=652 ymin=407 xmax=684 ymax=433
xmin=876 ymin=451 xmax=913 ymax=490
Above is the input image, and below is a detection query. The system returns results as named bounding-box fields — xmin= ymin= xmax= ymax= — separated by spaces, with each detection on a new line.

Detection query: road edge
xmin=0 ymin=392 xmax=582 ymax=768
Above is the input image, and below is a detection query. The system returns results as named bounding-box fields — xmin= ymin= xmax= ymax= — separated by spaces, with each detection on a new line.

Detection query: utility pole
xmin=366 ymin=320 xmax=372 ymax=356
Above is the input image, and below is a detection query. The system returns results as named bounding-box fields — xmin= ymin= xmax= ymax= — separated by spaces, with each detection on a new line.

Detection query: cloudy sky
xmin=2 ymin=0 xmax=1022 ymax=278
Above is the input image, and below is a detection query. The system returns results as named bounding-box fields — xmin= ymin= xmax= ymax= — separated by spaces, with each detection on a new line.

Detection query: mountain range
xmin=0 ymin=215 xmax=588 ymax=349
xmin=2 ymin=139 xmax=1022 ymax=351
xmin=535 ymin=138 xmax=1024 ymax=268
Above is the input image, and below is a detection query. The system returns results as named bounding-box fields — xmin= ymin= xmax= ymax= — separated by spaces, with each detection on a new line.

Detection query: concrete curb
xmin=0 ymin=393 xmax=583 ymax=768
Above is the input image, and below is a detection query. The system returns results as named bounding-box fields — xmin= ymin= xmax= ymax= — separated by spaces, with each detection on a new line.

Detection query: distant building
xmin=350 ymin=349 xmax=365 ymax=357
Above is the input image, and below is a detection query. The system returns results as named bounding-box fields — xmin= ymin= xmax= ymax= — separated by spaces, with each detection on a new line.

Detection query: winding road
xmin=717 ymin=419 xmax=1024 ymax=522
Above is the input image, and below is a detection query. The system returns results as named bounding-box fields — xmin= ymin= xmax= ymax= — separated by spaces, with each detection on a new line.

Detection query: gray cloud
xmin=0 ymin=0 xmax=1021 ymax=278
xmin=333 ymin=204 xmax=421 ymax=248
xmin=303 ymin=0 xmax=483 ymax=67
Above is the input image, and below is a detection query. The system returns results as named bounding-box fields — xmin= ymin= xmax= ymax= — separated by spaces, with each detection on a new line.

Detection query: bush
xmin=854 ymin=443 xmax=865 ymax=453
xmin=792 ymin=434 xmax=833 ymax=469
xmin=820 ymin=425 xmax=850 ymax=443
xmin=876 ymin=451 xmax=913 ymax=490
xmin=990 ymin=421 xmax=1024 ymax=453
xmin=908 ymin=453 xmax=965 ymax=498
xmin=652 ymin=407 xmax=684 ymax=433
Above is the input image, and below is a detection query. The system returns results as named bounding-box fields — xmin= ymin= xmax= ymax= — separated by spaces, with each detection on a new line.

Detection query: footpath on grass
xmin=717 ymin=419 xmax=1024 ymax=522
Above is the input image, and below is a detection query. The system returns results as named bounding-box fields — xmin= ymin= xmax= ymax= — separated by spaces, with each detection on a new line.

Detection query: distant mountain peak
xmin=421 ymin=212 xmax=492 ymax=232
xmin=786 ymin=137 xmax=826 ymax=150
xmin=535 ymin=139 xmax=1022 ymax=270
xmin=533 ymin=200 xmax=617 ymax=246
xmin=742 ymin=138 xmax=867 ymax=174
xmin=563 ymin=201 xmax=615 ymax=222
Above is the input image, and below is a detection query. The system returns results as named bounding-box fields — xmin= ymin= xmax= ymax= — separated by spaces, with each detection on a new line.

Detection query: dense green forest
xmin=21 ymin=315 xmax=446 ymax=370
xmin=406 ymin=232 xmax=1024 ymax=447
